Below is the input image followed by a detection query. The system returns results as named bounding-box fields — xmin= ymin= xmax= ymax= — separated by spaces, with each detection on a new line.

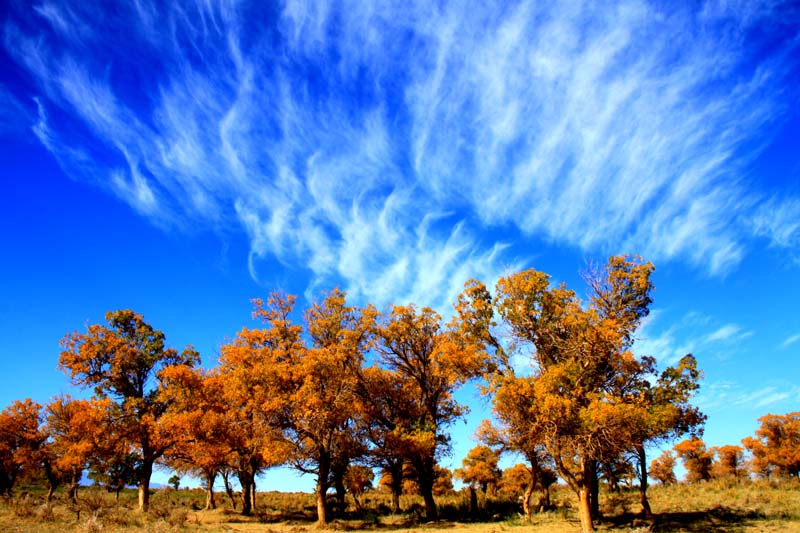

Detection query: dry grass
xmin=1 ymin=479 xmax=798 ymax=532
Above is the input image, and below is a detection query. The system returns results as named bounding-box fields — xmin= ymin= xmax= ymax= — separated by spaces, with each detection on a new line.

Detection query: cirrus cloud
xmin=3 ymin=0 xmax=799 ymax=307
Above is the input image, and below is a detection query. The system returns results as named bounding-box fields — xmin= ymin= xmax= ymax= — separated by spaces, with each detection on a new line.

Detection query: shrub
xmin=82 ymin=514 xmax=103 ymax=533
xmin=35 ymin=502 xmax=55 ymax=522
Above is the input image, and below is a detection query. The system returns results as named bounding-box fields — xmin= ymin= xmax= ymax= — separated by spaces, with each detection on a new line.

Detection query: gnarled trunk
xmin=522 ymin=482 xmax=534 ymax=522
xmin=238 ymin=470 xmax=253 ymax=516
xmin=468 ymin=486 xmax=478 ymax=516
xmin=578 ymin=485 xmax=594 ymax=533
xmin=138 ymin=460 xmax=153 ymax=512
xmin=316 ymin=454 xmax=331 ymax=525
xmin=387 ymin=461 xmax=403 ymax=513
xmin=204 ymin=471 xmax=217 ymax=510
xmin=575 ymin=459 xmax=595 ymax=533
xmin=636 ymin=445 xmax=653 ymax=519
xmin=588 ymin=460 xmax=599 ymax=519
xmin=251 ymin=475 xmax=257 ymax=511
xmin=221 ymin=470 xmax=237 ymax=510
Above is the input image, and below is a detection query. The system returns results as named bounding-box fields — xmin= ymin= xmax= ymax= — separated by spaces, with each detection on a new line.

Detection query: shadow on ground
xmin=602 ymin=506 xmax=770 ymax=532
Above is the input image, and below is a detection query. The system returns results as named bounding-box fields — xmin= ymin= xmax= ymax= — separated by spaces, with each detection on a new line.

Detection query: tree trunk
xmin=204 ymin=471 xmax=216 ymax=510
xmin=221 ymin=470 xmax=237 ymax=510
xmin=251 ymin=475 xmax=257 ymax=512
xmin=388 ymin=461 xmax=403 ymax=513
xmin=238 ymin=471 xmax=252 ymax=516
xmin=540 ymin=484 xmax=551 ymax=511
xmin=315 ymin=478 xmax=328 ymax=525
xmin=316 ymin=454 xmax=331 ymax=525
xmin=416 ymin=457 xmax=438 ymax=521
xmin=43 ymin=462 xmax=58 ymax=502
xmin=469 ymin=486 xmax=478 ymax=516
xmin=575 ymin=458 xmax=595 ymax=532
xmin=68 ymin=469 xmax=81 ymax=505
xmin=138 ymin=461 xmax=153 ymax=512
xmin=578 ymin=486 xmax=594 ymax=533
xmin=636 ymin=445 xmax=653 ymax=519
xmin=522 ymin=476 xmax=534 ymax=522
xmin=588 ymin=460 xmax=599 ymax=519
xmin=334 ymin=472 xmax=346 ymax=511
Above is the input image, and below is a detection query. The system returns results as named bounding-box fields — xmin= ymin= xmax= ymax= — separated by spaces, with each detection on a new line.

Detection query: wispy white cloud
xmin=3 ymin=0 xmax=799 ymax=307
xmin=705 ymin=324 xmax=753 ymax=344
xmin=697 ymin=381 xmax=800 ymax=413
xmin=780 ymin=333 xmax=800 ymax=349
xmin=752 ymin=196 xmax=800 ymax=261
xmin=634 ymin=311 xmax=753 ymax=365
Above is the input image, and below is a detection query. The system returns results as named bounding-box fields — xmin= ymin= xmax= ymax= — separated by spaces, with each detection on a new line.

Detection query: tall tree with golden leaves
xmin=280 ymin=289 xmax=373 ymax=525
xmin=159 ymin=366 xmax=232 ymax=511
xmin=458 ymin=256 xmax=670 ymax=532
xmin=742 ymin=412 xmax=800 ymax=479
xmin=373 ymin=304 xmax=488 ymax=521
xmin=59 ymin=309 xmax=199 ymax=512
xmin=0 ymin=399 xmax=45 ymax=496
xmin=673 ymin=437 xmax=713 ymax=482
xmin=217 ymin=294 xmax=301 ymax=516
xmin=42 ymin=395 xmax=110 ymax=503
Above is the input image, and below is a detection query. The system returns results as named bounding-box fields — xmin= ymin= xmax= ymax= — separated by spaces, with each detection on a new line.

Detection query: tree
xmin=160 ymin=366 xmax=232 ymax=510
xmin=373 ymin=304 xmax=487 ymax=521
xmin=742 ymin=412 xmax=800 ymax=479
xmin=344 ymin=465 xmax=374 ymax=511
xmin=432 ymin=465 xmax=454 ymax=495
xmin=217 ymin=294 xmax=301 ymax=516
xmin=42 ymin=396 xmax=110 ymax=503
xmin=628 ymin=353 xmax=705 ymax=517
xmin=455 ymin=445 xmax=502 ymax=495
xmin=599 ymin=456 xmax=634 ymax=493
xmin=649 ymin=450 xmax=677 ymax=485
xmin=281 ymin=289 xmax=373 ymax=525
xmin=459 ymin=256 xmax=658 ymax=532
xmin=88 ymin=452 xmax=139 ymax=501
xmin=673 ymin=437 xmax=713 ymax=482
xmin=221 ymin=290 xmax=373 ymax=524
xmin=455 ymin=445 xmax=501 ymax=515
xmin=59 ymin=309 xmax=199 ymax=511
xmin=0 ymin=399 xmax=45 ymax=496
xmin=356 ymin=365 xmax=416 ymax=514
xmin=498 ymin=463 xmax=557 ymax=517
xmin=712 ymin=445 xmax=745 ymax=480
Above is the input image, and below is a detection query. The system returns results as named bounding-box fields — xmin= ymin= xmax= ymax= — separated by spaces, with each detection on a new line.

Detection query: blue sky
xmin=1 ymin=0 xmax=799 ymax=490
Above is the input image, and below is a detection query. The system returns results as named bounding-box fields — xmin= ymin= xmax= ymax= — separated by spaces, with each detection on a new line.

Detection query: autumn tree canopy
xmin=0 ymin=398 xmax=44 ymax=496
xmin=673 ymin=437 xmax=713 ymax=482
xmin=456 ymin=256 xmax=703 ymax=533
xmin=0 ymin=255 xmax=717 ymax=526
xmin=373 ymin=304 xmax=488 ymax=521
xmin=649 ymin=450 xmax=677 ymax=485
xmin=742 ymin=412 xmax=800 ymax=479
xmin=59 ymin=309 xmax=199 ymax=512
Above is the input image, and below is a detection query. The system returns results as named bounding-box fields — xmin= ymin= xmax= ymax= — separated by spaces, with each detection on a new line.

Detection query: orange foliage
xmin=742 ymin=412 xmax=800 ymax=479
xmin=58 ymin=309 xmax=199 ymax=512
xmin=0 ymin=399 xmax=44 ymax=496
xmin=649 ymin=450 xmax=677 ymax=485
xmin=43 ymin=395 xmax=110 ymax=502
xmin=674 ymin=437 xmax=713 ymax=482
xmin=712 ymin=444 xmax=745 ymax=480
xmin=454 ymin=445 xmax=501 ymax=494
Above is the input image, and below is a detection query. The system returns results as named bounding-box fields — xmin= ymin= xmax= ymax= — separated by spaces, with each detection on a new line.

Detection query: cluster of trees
xmin=0 ymin=256 xmax=713 ymax=532
xmin=649 ymin=412 xmax=800 ymax=484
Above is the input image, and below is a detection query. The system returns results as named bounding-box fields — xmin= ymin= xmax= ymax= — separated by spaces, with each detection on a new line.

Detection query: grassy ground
xmin=2 ymin=478 xmax=799 ymax=532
